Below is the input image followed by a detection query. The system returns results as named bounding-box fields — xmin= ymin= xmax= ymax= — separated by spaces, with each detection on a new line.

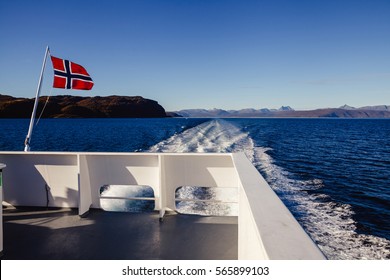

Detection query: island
xmin=0 ymin=94 xmax=167 ymax=118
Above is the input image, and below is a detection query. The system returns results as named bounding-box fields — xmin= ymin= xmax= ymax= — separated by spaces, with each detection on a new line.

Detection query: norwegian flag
xmin=51 ymin=56 xmax=94 ymax=90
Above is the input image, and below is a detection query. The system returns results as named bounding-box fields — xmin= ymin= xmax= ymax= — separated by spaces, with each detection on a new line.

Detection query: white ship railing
xmin=0 ymin=152 xmax=325 ymax=259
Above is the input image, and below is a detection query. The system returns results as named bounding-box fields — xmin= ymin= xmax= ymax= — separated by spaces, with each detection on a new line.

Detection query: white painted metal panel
xmin=0 ymin=153 xmax=78 ymax=207
xmin=232 ymin=153 xmax=326 ymax=260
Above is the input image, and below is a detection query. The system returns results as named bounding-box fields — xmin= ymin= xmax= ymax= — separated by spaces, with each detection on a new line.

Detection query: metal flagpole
xmin=24 ymin=46 xmax=50 ymax=152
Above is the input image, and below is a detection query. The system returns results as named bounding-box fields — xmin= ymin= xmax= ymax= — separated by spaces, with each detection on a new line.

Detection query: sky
xmin=0 ymin=0 xmax=389 ymax=111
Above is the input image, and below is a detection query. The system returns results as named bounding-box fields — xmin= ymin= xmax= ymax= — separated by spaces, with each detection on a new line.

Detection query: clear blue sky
xmin=1 ymin=0 xmax=389 ymax=111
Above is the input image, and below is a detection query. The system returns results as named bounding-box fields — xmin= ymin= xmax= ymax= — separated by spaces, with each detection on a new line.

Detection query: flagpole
xmin=24 ymin=46 xmax=50 ymax=152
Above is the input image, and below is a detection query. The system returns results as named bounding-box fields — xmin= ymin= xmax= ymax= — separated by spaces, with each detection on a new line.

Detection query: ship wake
xmin=148 ymin=119 xmax=390 ymax=260
xmin=253 ymin=147 xmax=390 ymax=260
xmin=148 ymin=119 xmax=255 ymax=157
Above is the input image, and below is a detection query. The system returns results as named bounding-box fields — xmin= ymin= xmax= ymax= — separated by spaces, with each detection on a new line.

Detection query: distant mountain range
xmin=173 ymin=105 xmax=390 ymax=118
xmin=1 ymin=93 xmax=389 ymax=118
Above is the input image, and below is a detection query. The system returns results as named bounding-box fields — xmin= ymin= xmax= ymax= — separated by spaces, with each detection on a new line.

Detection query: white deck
xmin=0 ymin=152 xmax=325 ymax=260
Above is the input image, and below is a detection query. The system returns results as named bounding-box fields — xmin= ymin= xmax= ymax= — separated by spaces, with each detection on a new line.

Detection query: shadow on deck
xmin=1 ymin=206 xmax=238 ymax=260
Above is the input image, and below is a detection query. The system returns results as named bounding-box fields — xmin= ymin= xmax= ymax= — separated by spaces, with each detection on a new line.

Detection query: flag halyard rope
xmin=35 ymin=87 xmax=53 ymax=127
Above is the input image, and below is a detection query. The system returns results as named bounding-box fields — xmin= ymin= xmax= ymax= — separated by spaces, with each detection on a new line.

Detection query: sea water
xmin=1 ymin=117 xmax=389 ymax=259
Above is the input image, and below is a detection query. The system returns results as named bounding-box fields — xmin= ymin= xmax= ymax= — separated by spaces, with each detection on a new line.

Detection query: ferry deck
xmin=0 ymin=152 xmax=325 ymax=260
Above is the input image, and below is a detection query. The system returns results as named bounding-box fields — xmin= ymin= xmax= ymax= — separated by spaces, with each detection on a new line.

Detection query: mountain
xmin=339 ymin=104 xmax=390 ymax=111
xmin=174 ymin=105 xmax=390 ymax=118
xmin=0 ymin=94 xmax=167 ymax=118
xmin=176 ymin=106 xmax=295 ymax=118
xmin=278 ymin=106 xmax=294 ymax=111
xmin=358 ymin=105 xmax=390 ymax=111
xmin=276 ymin=108 xmax=390 ymax=118
xmin=339 ymin=104 xmax=356 ymax=110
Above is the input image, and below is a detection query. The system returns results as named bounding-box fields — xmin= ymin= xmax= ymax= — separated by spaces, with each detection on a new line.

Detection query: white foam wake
xmin=148 ymin=119 xmax=255 ymax=158
xmin=253 ymin=147 xmax=390 ymax=260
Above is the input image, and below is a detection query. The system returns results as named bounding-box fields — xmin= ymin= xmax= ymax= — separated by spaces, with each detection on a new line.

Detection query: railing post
xmin=78 ymin=153 xmax=92 ymax=217
xmin=158 ymin=154 xmax=166 ymax=221
xmin=0 ymin=163 xmax=6 ymax=256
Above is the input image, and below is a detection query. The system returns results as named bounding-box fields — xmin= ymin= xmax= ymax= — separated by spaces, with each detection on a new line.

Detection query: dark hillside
xmin=0 ymin=95 xmax=167 ymax=118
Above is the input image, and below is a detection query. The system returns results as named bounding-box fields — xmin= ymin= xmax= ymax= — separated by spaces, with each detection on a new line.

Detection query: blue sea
xmin=1 ymin=118 xmax=389 ymax=260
